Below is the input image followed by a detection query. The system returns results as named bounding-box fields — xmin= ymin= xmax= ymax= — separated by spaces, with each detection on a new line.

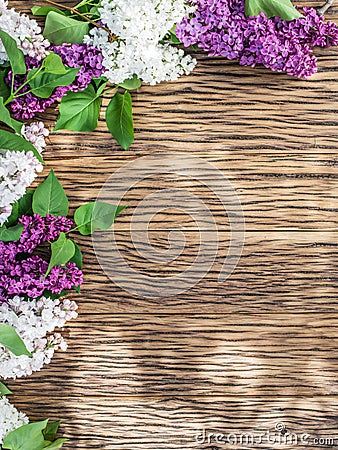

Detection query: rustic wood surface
xmin=7 ymin=1 xmax=338 ymax=449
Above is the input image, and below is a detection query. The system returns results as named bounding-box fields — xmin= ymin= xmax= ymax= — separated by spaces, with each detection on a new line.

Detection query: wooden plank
xmin=38 ymin=157 xmax=338 ymax=231
xmin=11 ymin=313 xmax=338 ymax=397
xmin=12 ymin=395 xmax=338 ymax=449
xmin=69 ymin=231 xmax=338 ymax=313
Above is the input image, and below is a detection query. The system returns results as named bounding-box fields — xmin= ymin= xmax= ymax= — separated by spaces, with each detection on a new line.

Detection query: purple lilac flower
xmin=0 ymin=214 xmax=83 ymax=302
xmin=7 ymin=43 xmax=104 ymax=120
xmin=176 ymin=2 xmax=338 ymax=79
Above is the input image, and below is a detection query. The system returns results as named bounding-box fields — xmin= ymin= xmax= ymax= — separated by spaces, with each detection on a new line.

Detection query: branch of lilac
xmin=318 ymin=0 xmax=335 ymax=15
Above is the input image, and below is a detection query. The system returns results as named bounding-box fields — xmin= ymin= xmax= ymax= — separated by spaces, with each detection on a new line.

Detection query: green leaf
xmin=54 ymin=84 xmax=102 ymax=132
xmin=0 ymin=130 xmax=44 ymax=163
xmin=4 ymin=202 xmax=19 ymax=227
xmin=31 ymin=6 xmax=65 ymax=16
xmin=0 ymin=97 xmax=23 ymax=134
xmin=0 ymin=224 xmax=24 ymax=242
xmin=0 ymin=382 xmax=12 ymax=395
xmin=73 ymin=285 xmax=81 ymax=294
xmin=17 ymin=190 xmax=34 ymax=217
xmin=32 ymin=170 xmax=69 ymax=217
xmin=0 ymin=324 xmax=32 ymax=357
xmin=44 ymin=12 xmax=89 ymax=45
xmin=244 ymin=0 xmax=303 ymax=20
xmin=46 ymin=232 xmax=75 ymax=276
xmin=0 ymin=70 xmax=10 ymax=101
xmin=169 ymin=25 xmax=181 ymax=45
xmin=2 ymin=420 xmax=48 ymax=450
xmin=43 ymin=439 xmax=68 ymax=449
xmin=92 ymin=77 xmax=108 ymax=92
xmin=106 ymin=91 xmax=134 ymax=150
xmin=28 ymin=67 xmax=79 ymax=98
xmin=74 ymin=202 xmax=126 ymax=236
xmin=118 ymin=75 xmax=141 ymax=91
xmin=5 ymin=189 xmax=34 ymax=227
xmin=42 ymin=53 xmax=68 ymax=75
xmin=43 ymin=421 xmax=61 ymax=442
xmin=70 ymin=242 xmax=83 ymax=269
xmin=0 ymin=30 xmax=26 ymax=75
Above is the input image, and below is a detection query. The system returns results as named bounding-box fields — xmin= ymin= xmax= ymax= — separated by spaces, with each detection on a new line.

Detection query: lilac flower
xmin=52 ymin=43 xmax=104 ymax=91
xmin=176 ymin=2 xmax=338 ymax=79
xmin=7 ymin=44 xmax=104 ymax=120
xmin=0 ymin=214 xmax=83 ymax=302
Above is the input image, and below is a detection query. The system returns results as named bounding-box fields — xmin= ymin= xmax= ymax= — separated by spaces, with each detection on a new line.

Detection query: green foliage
xmin=2 ymin=419 xmax=67 ymax=450
xmin=28 ymin=67 xmax=79 ymax=98
xmin=106 ymin=91 xmax=134 ymax=150
xmin=118 ymin=75 xmax=142 ymax=91
xmin=46 ymin=232 xmax=76 ymax=276
xmin=5 ymin=190 xmax=34 ymax=228
xmin=43 ymin=421 xmax=61 ymax=442
xmin=42 ymin=53 xmax=69 ymax=75
xmin=42 ymin=439 xmax=68 ymax=449
xmin=0 ymin=130 xmax=44 ymax=163
xmin=70 ymin=242 xmax=83 ymax=270
xmin=54 ymin=83 xmax=104 ymax=132
xmin=0 ymin=324 xmax=32 ymax=357
xmin=31 ymin=6 xmax=65 ymax=16
xmin=0 ymin=382 xmax=12 ymax=396
xmin=3 ymin=202 xmax=19 ymax=227
xmin=73 ymin=0 xmax=101 ymax=20
xmin=244 ymin=0 xmax=303 ymax=20
xmin=0 ymin=224 xmax=24 ymax=242
xmin=0 ymin=70 xmax=10 ymax=101
xmin=74 ymin=202 xmax=126 ymax=235
xmin=0 ymin=31 xmax=26 ymax=76
xmin=0 ymin=97 xmax=23 ymax=134
xmin=44 ymin=11 xmax=89 ymax=45
xmin=32 ymin=170 xmax=69 ymax=217
xmin=2 ymin=420 xmax=48 ymax=450
xmin=17 ymin=190 xmax=34 ymax=217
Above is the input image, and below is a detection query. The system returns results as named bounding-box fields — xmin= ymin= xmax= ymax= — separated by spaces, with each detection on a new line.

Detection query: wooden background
xmin=8 ymin=1 xmax=338 ymax=448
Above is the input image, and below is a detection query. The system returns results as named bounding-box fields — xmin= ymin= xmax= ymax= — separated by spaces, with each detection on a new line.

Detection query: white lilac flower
xmin=22 ymin=122 xmax=50 ymax=154
xmin=0 ymin=150 xmax=43 ymax=226
xmin=0 ymin=296 xmax=78 ymax=380
xmin=84 ymin=0 xmax=197 ymax=85
xmin=0 ymin=396 xmax=29 ymax=445
xmin=0 ymin=0 xmax=50 ymax=64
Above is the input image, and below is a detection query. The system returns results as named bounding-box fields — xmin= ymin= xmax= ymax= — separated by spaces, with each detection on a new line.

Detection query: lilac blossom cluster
xmin=0 ymin=295 xmax=78 ymax=379
xmin=0 ymin=396 xmax=28 ymax=444
xmin=0 ymin=0 xmax=49 ymax=64
xmin=22 ymin=121 xmax=49 ymax=153
xmin=176 ymin=1 xmax=338 ymax=79
xmin=0 ymin=214 xmax=83 ymax=302
xmin=8 ymin=43 xmax=104 ymax=120
xmin=0 ymin=150 xmax=43 ymax=227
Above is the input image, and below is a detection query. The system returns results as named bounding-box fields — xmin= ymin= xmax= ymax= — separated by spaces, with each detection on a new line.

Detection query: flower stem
xmin=4 ymin=67 xmax=44 ymax=106
xmin=41 ymin=0 xmax=116 ymax=41
xmin=318 ymin=0 xmax=335 ymax=15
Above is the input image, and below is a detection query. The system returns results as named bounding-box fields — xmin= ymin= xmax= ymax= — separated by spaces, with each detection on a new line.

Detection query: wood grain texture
xmin=41 ymin=156 xmax=338 ymax=231
xmin=8 ymin=1 xmax=338 ymax=449
xmin=74 ymin=231 xmax=338 ymax=313
xmin=11 ymin=314 xmax=338 ymax=397
xmin=12 ymin=396 xmax=338 ymax=449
